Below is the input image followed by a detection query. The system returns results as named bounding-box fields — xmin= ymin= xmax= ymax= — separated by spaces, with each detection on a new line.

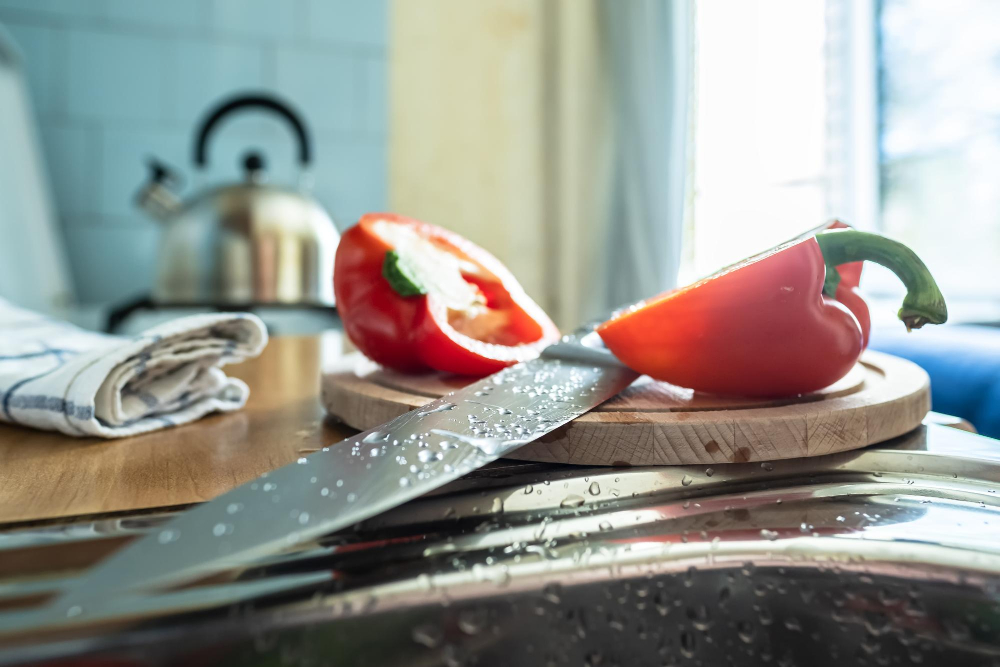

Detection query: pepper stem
xmin=815 ymin=230 xmax=947 ymax=331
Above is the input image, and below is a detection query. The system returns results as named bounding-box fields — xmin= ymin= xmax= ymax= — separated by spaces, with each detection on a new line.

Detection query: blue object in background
xmin=870 ymin=325 xmax=1000 ymax=439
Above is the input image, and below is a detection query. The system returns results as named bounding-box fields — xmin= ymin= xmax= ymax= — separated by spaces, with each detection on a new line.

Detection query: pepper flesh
xmin=597 ymin=230 xmax=946 ymax=397
xmin=334 ymin=213 xmax=559 ymax=376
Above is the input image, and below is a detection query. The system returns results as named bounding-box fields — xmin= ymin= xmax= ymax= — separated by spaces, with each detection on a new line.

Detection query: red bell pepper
xmin=825 ymin=220 xmax=870 ymax=347
xmin=334 ymin=213 xmax=560 ymax=376
xmin=597 ymin=229 xmax=946 ymax=397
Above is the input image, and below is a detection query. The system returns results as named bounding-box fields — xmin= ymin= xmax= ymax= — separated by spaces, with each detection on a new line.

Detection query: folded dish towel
xmin=0 ymin=298 xmax=268 ymax=438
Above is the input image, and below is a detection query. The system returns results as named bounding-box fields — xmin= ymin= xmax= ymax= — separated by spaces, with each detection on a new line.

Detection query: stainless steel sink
xmin=2 ymin=423 xmax=1000 ymax=665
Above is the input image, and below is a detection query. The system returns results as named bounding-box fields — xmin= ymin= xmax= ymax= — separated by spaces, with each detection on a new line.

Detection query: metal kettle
xmin=136 ymin=94 xmax=339 ymax=307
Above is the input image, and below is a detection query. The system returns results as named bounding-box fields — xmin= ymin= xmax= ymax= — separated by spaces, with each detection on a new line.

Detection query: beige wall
xmin=389 ymin=0 xmax=610 ymax=329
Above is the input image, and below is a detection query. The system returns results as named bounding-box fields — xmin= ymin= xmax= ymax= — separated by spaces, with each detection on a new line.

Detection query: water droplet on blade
xmin=417 ymin=402 xmax=457 ymax=416
xmin=158 ymin=529 xmax=180 ymax=544
xmin=213 ymin=523 xmax=233 ymax=537
xmin=418 ymin=449 xmax=443 ymax=463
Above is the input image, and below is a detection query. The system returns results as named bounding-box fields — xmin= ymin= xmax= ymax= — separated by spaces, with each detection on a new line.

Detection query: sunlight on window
xmin=879 ymin=0 xmax=1000 ymax=305
xmin=683 ymin=0 xmax=828 ymax=284
xmin=690 ymin=0 xmax=999 ymax=321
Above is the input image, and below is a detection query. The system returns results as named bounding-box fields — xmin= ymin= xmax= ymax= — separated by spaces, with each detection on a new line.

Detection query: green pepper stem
xmin=815 ymin=230 xmax=947 ymax=331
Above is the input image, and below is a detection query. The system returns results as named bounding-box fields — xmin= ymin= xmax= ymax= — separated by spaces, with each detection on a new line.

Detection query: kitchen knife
xmin=47 ymin=326 xmax=638 ymax=619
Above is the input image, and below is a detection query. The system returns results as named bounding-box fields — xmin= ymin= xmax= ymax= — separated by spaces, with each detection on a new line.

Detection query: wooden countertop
xmin=0 ymin=334 xmax=977 ymax=527
xmin=0 ymin=334 xmax=357 ymax=525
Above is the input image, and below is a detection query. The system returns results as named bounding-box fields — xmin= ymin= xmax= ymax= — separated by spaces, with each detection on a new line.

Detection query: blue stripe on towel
xmin=0 ymin=349 xmax=78 ymax=361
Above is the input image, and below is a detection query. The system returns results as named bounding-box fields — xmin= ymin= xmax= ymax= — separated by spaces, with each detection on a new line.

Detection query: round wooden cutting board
xmin=321 ymin=350 xmax=930 ymax=466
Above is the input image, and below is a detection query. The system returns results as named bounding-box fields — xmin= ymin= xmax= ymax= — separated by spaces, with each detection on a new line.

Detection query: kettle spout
xmin=135 ymin=159 xmax=182 ymax=222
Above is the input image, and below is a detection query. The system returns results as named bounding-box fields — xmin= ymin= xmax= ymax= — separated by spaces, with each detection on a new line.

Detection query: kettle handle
xmin=193 ymin=93 xmax=312 ymax=168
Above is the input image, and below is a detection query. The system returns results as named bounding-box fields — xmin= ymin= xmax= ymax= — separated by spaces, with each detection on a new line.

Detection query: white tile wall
xmin=274 ymin=48 xmax=355 ymax=133
xmin=210 ymin=0 xmax=297 ymax=41
xmin=38 ymin=121 xmax=98 ymax=216
xmin=307 ymin=0 xmax=387 ymax=48
xmin=66 ymin=30 xmax=171 ymax=121
xmin=173 ymin=39 xmax=265 ymax=122
xmin=0 ymin=0 xmax=387 ymax=304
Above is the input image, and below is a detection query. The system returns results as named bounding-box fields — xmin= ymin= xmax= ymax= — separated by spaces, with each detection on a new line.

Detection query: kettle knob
xmin=243 ymin=151 xmax=266 ymax=183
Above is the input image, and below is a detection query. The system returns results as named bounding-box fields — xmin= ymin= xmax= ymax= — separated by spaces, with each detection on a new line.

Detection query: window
xmin=689 ymin=0 xmax=998 ymax=322
xmin=685 ymin=0 xmax=830 ymax=284
xmin=878 ymin=0 xmax=1000 ymax=320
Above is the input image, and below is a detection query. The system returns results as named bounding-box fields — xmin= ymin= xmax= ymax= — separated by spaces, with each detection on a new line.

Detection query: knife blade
xmin=47 ymin=327 xmax=638 ymax=619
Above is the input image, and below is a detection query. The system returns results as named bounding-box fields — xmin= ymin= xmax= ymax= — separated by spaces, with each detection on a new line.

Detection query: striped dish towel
xmin=0 ymin=298 xmax=267 ymax=438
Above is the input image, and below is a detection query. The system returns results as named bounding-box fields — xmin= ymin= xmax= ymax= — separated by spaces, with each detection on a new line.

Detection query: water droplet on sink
xmin=412 ymin=623 xmax=443 ymax=648
xmin=560 ymin=495 xmax=585 ymax=508
xmin=451 ymin=611 xmax=485 ymax=640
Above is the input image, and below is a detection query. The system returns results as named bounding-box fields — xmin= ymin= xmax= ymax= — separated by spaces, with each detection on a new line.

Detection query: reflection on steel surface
xmin=1 ymin=424 xmax=999 ymax=665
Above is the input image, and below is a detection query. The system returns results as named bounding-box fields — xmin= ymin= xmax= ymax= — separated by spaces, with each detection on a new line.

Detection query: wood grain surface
xmin=0 ymin=335 xmax=933 ymax=525
xmin=0 ymin=334 xmax=358 ymax=525
xmin=323 ymin=350 xmax=931 ymax=466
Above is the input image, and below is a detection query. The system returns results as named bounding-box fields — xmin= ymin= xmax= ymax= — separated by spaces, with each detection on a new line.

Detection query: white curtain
xmin=598 ymin=0 xmax=694 ymax=312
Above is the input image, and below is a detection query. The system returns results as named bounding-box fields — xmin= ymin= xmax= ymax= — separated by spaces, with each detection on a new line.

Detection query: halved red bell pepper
xmin=597 ymin=229 xmax=946 ymax=397
xmin=334 ymin=213 xmax=560 ymax=376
